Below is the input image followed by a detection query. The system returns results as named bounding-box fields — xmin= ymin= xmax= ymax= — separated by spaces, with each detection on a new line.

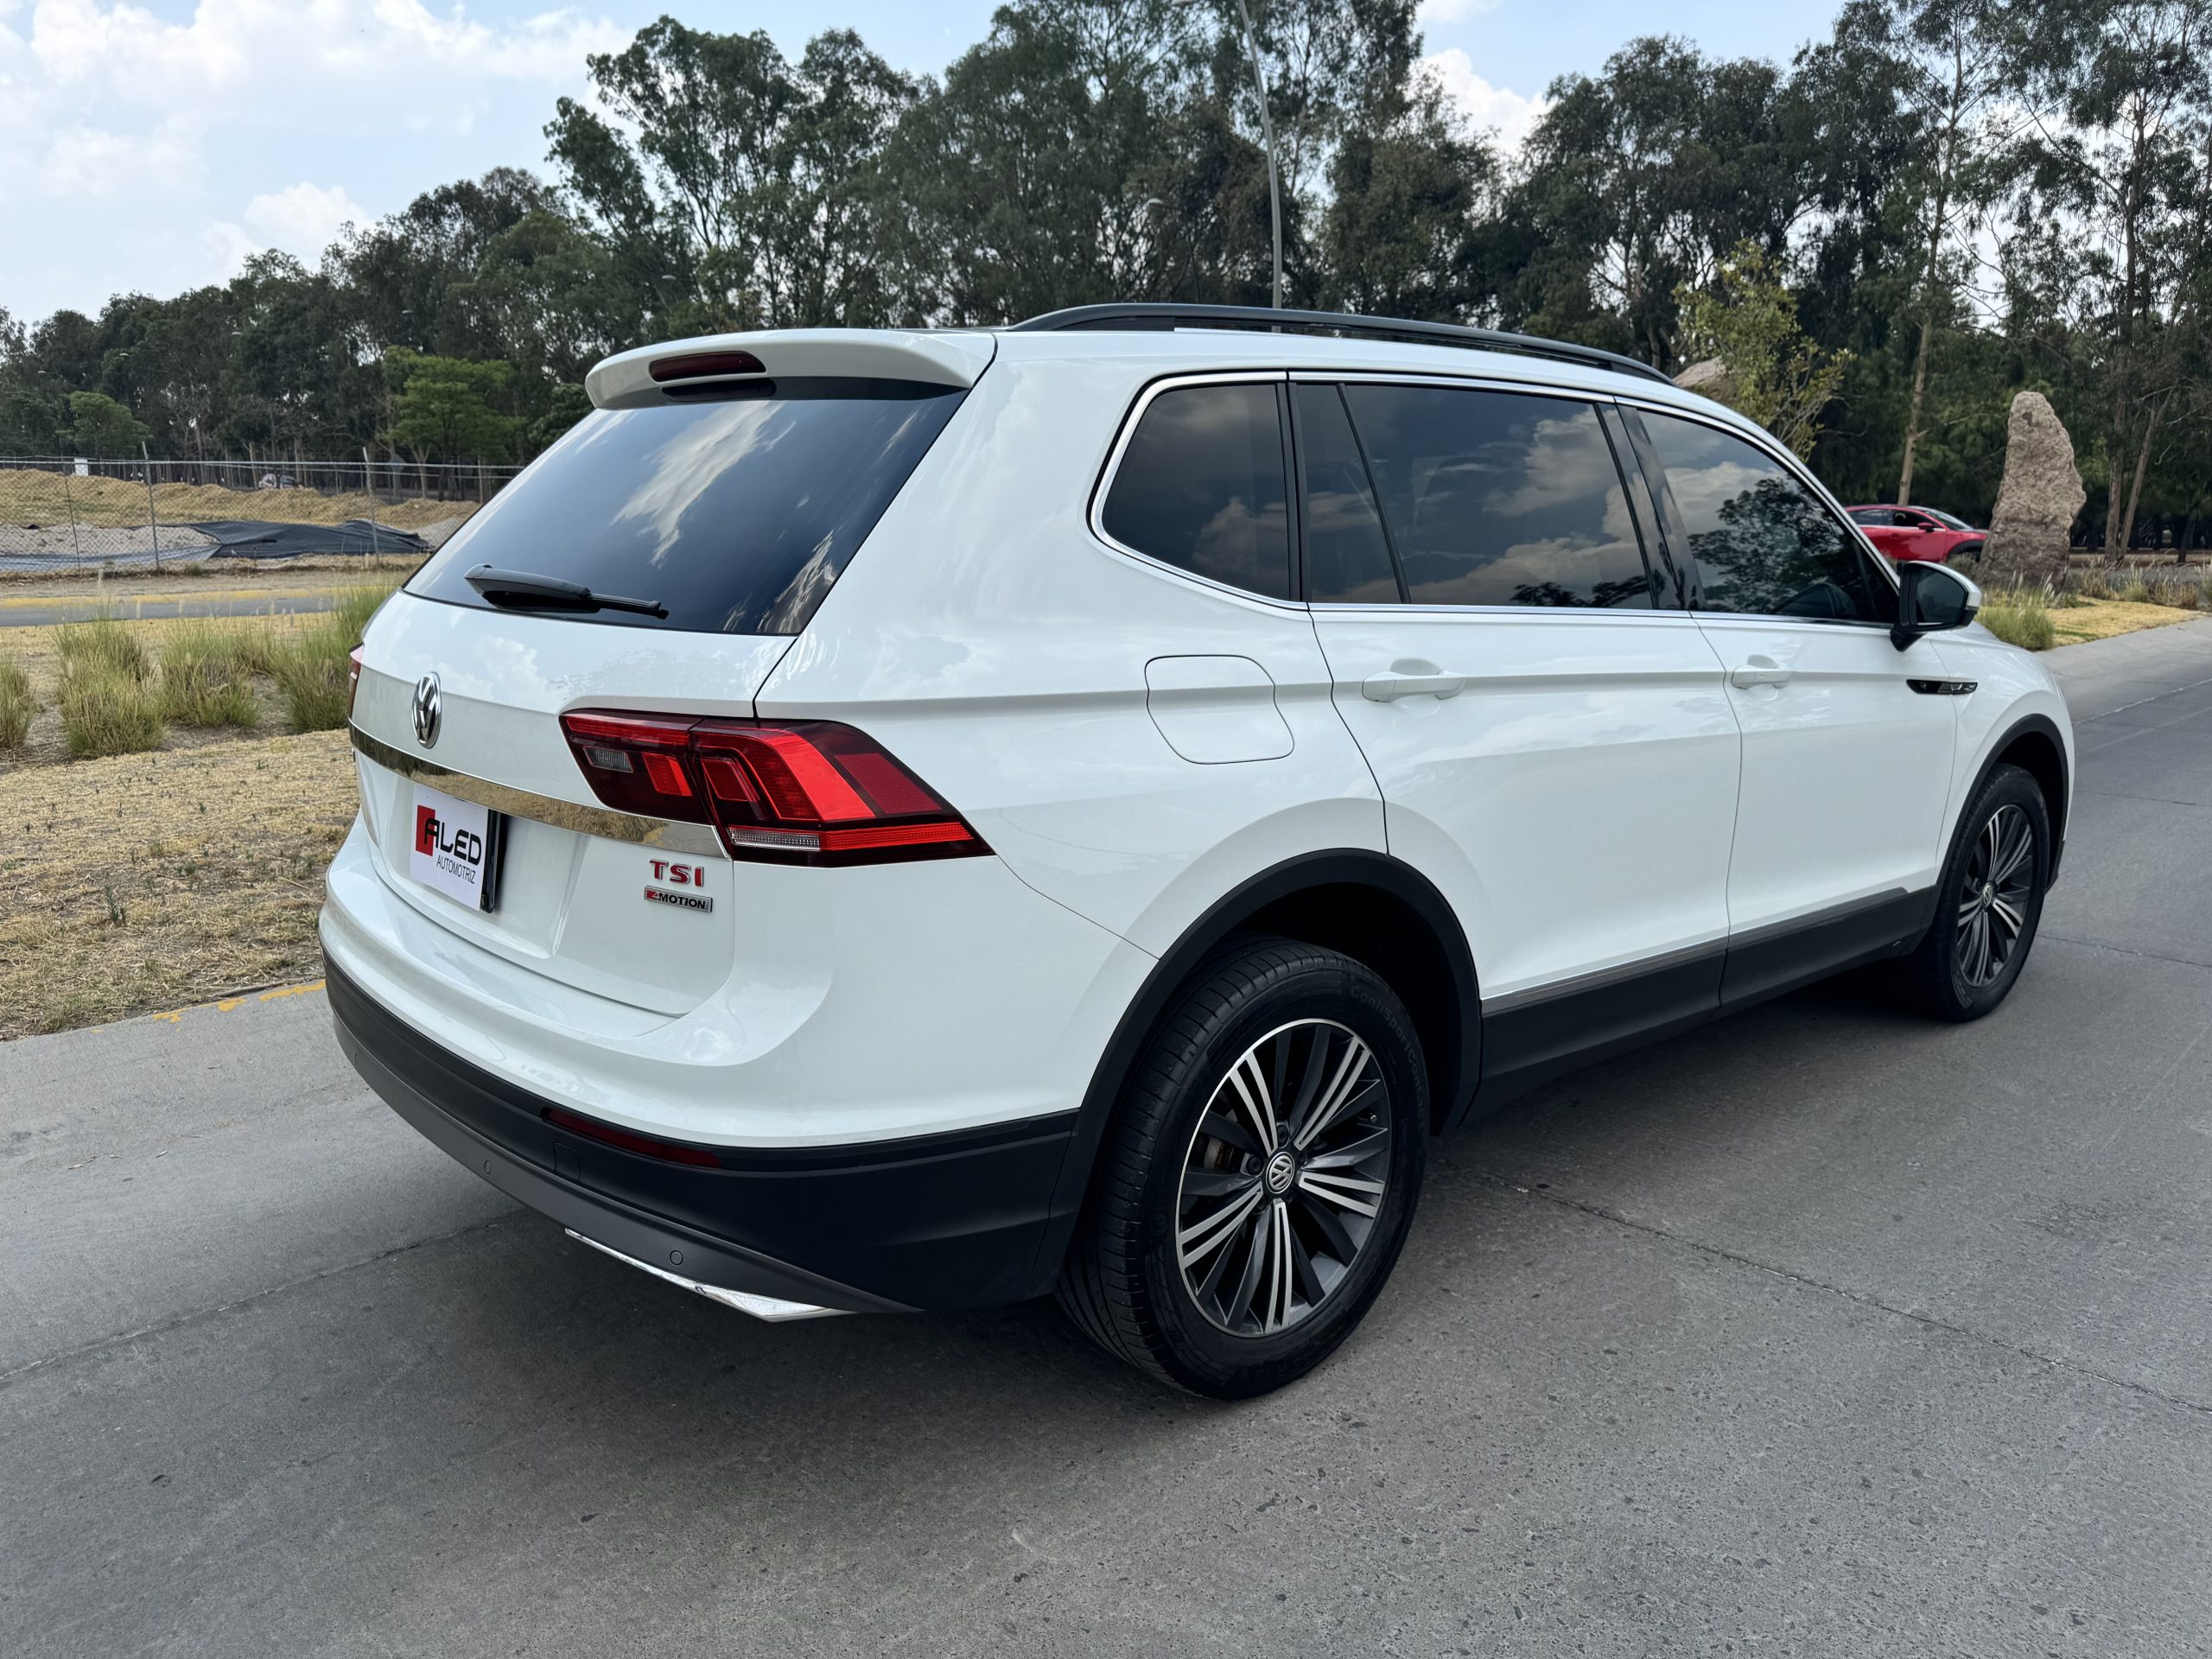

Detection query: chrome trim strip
xmin=563 ymin=1230 xmax=847 ymax=1322
xmin=1084 ymin=370 xmax=1312 ymax=612
xmin=1480 ymin=887 xmax=1926 ymax=1015
xmin=1724 ymin=887 xmax=1917 ymax=951
xmin=1481 ymin=936 xmax=1726 ymax=1017
xmin=348 ymin=724 xmax=726 ymax=857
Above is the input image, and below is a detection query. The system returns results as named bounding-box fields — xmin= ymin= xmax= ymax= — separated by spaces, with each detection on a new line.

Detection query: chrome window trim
xmin=1085 ymin=370 xmax=1310 ymax=612
xmin=349 ymin=724 xmax=728 ymax=858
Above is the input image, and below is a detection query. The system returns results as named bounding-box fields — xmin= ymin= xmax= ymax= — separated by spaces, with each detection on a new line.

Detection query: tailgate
xmin=348 ymin=593 xmax=794 ymax=1015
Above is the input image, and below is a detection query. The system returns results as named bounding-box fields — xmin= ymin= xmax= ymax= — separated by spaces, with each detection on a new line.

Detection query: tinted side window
xmin=1340 ymin=385 xmax=1655 ymax=608
xmin=1641 ymin=411 xmax=1896 ymax=624
xmin=1294 ymin=382 xmax=1401 ymax=603
xmin=1101 ymin=382 xmax=1291 ymax=600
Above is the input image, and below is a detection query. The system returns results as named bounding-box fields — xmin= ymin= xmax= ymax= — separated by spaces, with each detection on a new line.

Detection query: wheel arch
xmin=1977 ymin=714 xmax=2070 ymax=886
xmin=1027 ymin=850 xmax=1479 ymax=1294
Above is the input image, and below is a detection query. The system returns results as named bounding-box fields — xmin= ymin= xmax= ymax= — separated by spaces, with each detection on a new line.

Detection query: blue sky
xmin=0 ymin=1 xmax=1840 ymax=324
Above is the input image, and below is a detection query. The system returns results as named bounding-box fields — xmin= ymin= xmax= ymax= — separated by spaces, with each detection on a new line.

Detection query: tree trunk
xmin=2119 ymin=394 xmax=2168 ymax=556
xmin=1897 ymin=310 xmax=1935 ymax=505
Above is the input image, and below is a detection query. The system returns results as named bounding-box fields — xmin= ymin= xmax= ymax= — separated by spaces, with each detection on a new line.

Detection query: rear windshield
xmin=406 ymin=378 xmax=966 ymax=635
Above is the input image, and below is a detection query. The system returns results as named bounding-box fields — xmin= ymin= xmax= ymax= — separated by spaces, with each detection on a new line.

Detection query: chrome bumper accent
xmin=349 ymin=723 xmax=723 ymax=857
xmin=564 ymin=1230 xmax=849 ymax=1323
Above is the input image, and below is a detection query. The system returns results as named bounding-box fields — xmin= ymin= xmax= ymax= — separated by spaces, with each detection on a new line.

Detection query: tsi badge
xmin=645 ymin=858 xmax=712 ymax=913
xmin=409 ymin=783 xmax=502 ymax=912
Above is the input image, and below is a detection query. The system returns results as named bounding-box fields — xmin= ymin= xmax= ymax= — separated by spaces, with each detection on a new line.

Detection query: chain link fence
xmin=0 ymin=454 xmax=521 ymax=576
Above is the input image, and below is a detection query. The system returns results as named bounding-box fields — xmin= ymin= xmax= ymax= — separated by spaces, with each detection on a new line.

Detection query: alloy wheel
xmin=1173 ymin=1019 xmax=1392 ymax=1337
xmin=1956 ymin=803 xmax=2035 ymax=989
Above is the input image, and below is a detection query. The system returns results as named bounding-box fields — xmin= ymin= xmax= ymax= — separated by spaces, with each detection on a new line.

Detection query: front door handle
xmin=1730 ymin=657 xmax=1793 ymax=689
xmin=1362 ymin=661 xmax=1466 ymax=702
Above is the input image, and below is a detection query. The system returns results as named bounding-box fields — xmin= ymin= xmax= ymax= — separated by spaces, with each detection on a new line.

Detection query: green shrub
xmin=1978 ymin=587 xmax=2057 ymax=652
xmin=58 ymin=662 xmax=165 ymax=756
xmin=0 ymin=657 xmax=35 ymax=751
xmin=2119 ymin=575 xmax=2154 ymax=604
xmin=56 ymin=614 xmax=149 ymax=680
xmin=158 ymin=622 xmax=262 ymax=729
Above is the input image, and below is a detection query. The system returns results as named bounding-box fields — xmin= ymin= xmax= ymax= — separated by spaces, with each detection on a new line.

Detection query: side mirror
xmin=1891 ymin=560 xmax=1981 ymax=651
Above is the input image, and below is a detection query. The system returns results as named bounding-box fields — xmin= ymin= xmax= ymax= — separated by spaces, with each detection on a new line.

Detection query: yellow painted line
xmin=0 ymin=588 xmax=333 ymax=608
xmin=132 ymin=979 xmax=327 ymax=1027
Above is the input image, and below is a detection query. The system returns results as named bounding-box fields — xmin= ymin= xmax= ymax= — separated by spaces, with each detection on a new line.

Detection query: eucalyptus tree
xmin=2015 ymin=0 xmax=2212 ymax=550
xmin=1834 ymin=0 xmax=2025 ymax=507
xmin=546 ymin=20 xmax=915 ymax=331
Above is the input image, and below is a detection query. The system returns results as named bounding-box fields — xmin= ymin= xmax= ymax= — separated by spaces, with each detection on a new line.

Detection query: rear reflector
xmin=347 ymin=647 xmax=365 ymax=719
xmin=543 ymin=1105 xmax=723 ymax=1168
xmin=557 ymin=709 xmax=988 ymax=868
xmin=648 ymin=349 xmax=766 ymax=383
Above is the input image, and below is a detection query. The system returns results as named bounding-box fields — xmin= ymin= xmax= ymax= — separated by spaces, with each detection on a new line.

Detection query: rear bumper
xmin=328 ymin=959 xmax=1077 ymax=1313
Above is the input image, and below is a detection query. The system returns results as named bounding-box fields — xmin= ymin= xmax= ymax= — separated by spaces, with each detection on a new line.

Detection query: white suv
xmin=325 ymin=304 xmax=2072 ymax=1397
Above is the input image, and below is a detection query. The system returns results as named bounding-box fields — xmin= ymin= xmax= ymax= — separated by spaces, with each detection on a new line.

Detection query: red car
xmin=1847 ymin=505 xmax=1986 ymax=563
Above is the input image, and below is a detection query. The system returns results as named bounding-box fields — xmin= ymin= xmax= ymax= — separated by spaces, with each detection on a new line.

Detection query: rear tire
xmin=1887 ymin=764 xmax=2049 ymax=1020
xmin=1057 ymin=938 xmax=1427 ymax=1398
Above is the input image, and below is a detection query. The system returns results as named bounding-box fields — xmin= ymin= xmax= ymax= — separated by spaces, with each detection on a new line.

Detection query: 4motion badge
xmin=645 ymin=859 xmax=711 ymax=912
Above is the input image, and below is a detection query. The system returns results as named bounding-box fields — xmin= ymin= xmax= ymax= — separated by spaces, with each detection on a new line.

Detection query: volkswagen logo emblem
xmin=1263 ymin=1148 xmax=1297 ymax=1195
xmin=412 ymin=672 xmax=442 ymax=748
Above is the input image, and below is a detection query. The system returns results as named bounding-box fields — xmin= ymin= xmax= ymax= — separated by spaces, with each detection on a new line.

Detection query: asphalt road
xmin=5 ymin=621 xmax=2210 ymax=1657
xmin=0 ymin=592 xmax=340 ymax=627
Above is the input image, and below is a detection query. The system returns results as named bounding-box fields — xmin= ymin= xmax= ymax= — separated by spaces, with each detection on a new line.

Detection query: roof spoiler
xmin=587 ymin=329 xmax=997 ymax=410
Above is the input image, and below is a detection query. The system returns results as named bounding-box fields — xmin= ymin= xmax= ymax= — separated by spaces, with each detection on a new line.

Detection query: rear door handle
xmin=1730 ymin=657 xmax=1793 ymax=689
xmin=1362 ymin=664 xmax=1466 ymax=702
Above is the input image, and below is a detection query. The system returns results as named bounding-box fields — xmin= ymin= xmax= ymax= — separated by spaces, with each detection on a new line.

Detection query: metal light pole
xmin=1230 ymin=0 xmax=1283 ymax=309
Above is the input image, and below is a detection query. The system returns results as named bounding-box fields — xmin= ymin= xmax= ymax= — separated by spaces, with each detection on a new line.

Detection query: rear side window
xmin=1339 ymin=385 xmax=1656 ymax=608
xmin=1099 ymin=381 xmax=1292 ymax=600
xmin=407 ymin=378 xmax=965 ymax=635
xmin=1639 ymin=410 xmax=1896 ymax=624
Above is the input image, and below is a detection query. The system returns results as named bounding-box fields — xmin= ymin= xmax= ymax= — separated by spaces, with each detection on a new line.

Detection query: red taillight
xmin=543 ymin=1105 xmax=723 ymax=1168
xmin=648 ymin=349 xmax=766 ymax=383
xmin=556 ymin=709 xmax=988 ymax=867
xmin=347 ymin=647 xmax=365 ymax=719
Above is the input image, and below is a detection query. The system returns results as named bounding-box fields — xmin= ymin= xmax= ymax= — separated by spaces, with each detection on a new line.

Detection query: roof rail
xmin=1008 ymin=302 xmax=1672 ymax=386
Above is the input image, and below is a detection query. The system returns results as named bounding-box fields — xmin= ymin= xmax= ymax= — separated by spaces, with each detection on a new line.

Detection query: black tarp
xmin=188 ymin=519 xmax=429 ymax=559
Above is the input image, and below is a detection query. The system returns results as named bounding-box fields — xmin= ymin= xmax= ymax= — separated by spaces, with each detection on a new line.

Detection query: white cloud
xmin=0 ymin=0 xmax=628 ymax=315
xmin=1416 ymin=0 xmax=1501 ymax=23
xmin=1421 ymin=47 xmax=1550 ymax=152
xmin=243 ymin=181 xmax=370 ymax=258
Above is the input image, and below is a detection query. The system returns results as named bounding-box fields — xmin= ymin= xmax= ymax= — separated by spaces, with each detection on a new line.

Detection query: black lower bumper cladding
xmin=326 ymin=960 xmax=1077 ymax=1313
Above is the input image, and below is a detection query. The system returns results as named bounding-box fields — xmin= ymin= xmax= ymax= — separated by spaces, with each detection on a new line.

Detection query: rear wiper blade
xmin=464 ymin=564 xmax=667 ymax=619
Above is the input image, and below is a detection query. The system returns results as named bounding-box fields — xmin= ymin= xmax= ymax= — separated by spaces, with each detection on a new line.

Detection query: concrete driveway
xmin=5 ymin=621 xmax=2210 ymax=1656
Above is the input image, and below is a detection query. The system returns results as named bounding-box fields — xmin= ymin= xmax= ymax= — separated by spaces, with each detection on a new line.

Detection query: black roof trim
xmin=1009 ymin=303 xmax=1672 ymax=386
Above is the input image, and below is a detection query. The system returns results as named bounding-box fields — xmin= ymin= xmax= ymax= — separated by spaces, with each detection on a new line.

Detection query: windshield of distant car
xmin=1923 ymin=508 xmax=1971 ymax=531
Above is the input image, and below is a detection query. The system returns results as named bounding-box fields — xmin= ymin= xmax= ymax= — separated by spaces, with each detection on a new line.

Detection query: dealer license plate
xmin=409 ymin=783 xmax=505 ymax=912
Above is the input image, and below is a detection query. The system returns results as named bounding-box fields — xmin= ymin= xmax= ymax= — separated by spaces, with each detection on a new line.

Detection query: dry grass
xmin=2047 ymin=597 xmax=2203 ymax=645
xmin=0 ymin=470 xmax=478 ymax=532
xmin=56 ymin=613 xmax=149 ymax=678
xmin=0 ymin=729 xmax=353 ymax=1036
xmin=0 ymin=601 xmax=392 ymax=769
xmin=0 ymin=657 xmax=33 ymax=750
xmin=2071 ymin=565 xmax=2211 ymax=611
xmin=0 ymin=595 xmax=408 ymax=1033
